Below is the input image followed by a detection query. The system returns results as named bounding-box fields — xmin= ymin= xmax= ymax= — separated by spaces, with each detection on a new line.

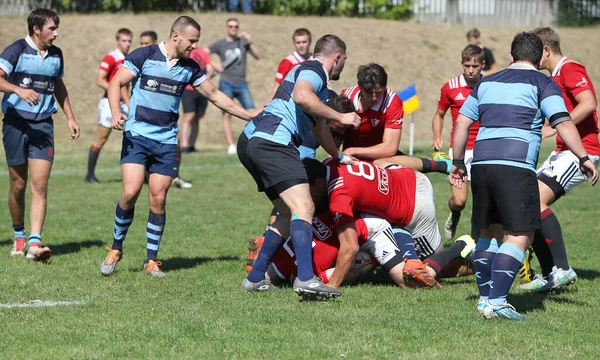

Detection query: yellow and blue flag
xmin=397 ymin=84 xmax=420 ymax=115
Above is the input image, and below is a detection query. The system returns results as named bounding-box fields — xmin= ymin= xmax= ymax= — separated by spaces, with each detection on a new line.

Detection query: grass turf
xmin=1 ymin=145 xmax=599 ymax=359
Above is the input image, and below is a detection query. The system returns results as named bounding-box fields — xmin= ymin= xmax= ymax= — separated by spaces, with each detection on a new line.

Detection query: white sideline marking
xmin=0 ymin=300 xmax=84 ymax=309
xmin=0 ymin=163 xmax=242 ymax=177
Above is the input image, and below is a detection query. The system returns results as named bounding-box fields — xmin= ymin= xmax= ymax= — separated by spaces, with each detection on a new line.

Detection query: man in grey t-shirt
xmin=208 ymin=17 xmax=260 ymax=154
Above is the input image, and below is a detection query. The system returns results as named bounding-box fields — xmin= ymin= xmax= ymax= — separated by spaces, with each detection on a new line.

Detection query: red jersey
xmin=99 ymin=49 xmax=125 ymax=98
xmin=341 ymin=86 xmax=404 ymax=149
xmin=438 ymin=74 xmax=480 ymax=149
xmin=275 ymin=51 xmax=311 ymax=83
xmin=325 ymin=159 xmax=417 ymax=228
xmin=551 ymin=57 xmax=600 ymax=155
xmin=271 ymin=212 xmax=368 ymax=282
xmin=185 ymin=48 xmax=212 ymax=91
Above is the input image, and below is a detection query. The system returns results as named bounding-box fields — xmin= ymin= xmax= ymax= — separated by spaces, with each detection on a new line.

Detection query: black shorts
xmin=240 ymin=135 xmax=307 ymax=201
xmin=470 ymin=164 xmax=541 ymax=232
xmin=181 ymin=89 xmax=208 ymax=117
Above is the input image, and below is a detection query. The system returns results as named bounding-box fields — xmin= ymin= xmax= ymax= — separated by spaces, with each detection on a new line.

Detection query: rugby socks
xmin=448 ymin=198 xmax=462 ymax=224
xmin=290 ymin=218 xmax=315 ymax=281
xmin=112 ymin=203 xmax=135 ymax=251
xmin=145 ymin=211 xmax=166 ymax=262
xmin=532 ymin=229 xmax=554 ymax=276
xmin=13 ymin=223 xmax=25 ymax=239
xmin=424 ymin=241 xmax=466 ymax=275
xmin=247 ymin=229 xmax=285 ymax=283
xmin=392 ymin=228 xmax=418 ymax=260
xmin=87 ymin=145 xmax=101 ymax=178
xmin=488 ymin=243 xmax=525 ymax=306
xmin=419 ymin=158 xmax=449 ymax=174
xmin=473 ymin=238 xmax=498 ymax=299
xmin=540 ymin=208 xmax=570 ymax=270
xmin=175 ymin=145 xmax=182 ymax=177
xmin=27 ymin=234 xmax=42 ymax=247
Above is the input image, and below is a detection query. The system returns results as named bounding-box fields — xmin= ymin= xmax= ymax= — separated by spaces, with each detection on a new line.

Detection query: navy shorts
xmin=120 ymin=132 xmax=178 ymax=177
xmin=2 ymin=116 xmax=54 ymax=166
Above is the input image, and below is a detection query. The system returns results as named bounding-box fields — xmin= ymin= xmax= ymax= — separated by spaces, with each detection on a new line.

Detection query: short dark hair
xmin=327 ymin=95 xmax=355 ymax=114
xmin=140 ymin=30 xmax=158 ymax=42
xmin=461 ymin=44 xmax=485 ymax=63
xmin=532 ymin=27 xmax=562 ymax=55
xmin=116 ymin=28 xmax=133 ymax=40
xmin=314 ymin=34 xmax=346 ymax=57
xmin=27 ymin=8 xmax=59 ymax=36
xmin=466 ymin=28 xmax=480 ymax=40
xmin=302 ymin=158 xmax=327 ymax=185
xmin=170 ymin=16 xmax=201 ymax=36
xmin=511 ymin=31 xmax=543 ymax=67
xmin=357 ymin=63 xmax=387 ymax=93
xmin=293 ymin=28 xmax=311 ymax=42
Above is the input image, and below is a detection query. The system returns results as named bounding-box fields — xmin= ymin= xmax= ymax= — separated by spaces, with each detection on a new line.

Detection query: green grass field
xmin=1 ymin=145 xmax=600 ymax=359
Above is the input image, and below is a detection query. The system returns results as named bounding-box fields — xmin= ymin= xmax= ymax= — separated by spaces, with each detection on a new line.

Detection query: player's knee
xmin=10 ymin=181 xmax=26 ymax=198
xmin=29 ymin=178 xmax=48 ymax=197
xmin=451 ymin=197 xmax=467 ymax=210
xmin=121 ymin=189 xmax=141 ymax=207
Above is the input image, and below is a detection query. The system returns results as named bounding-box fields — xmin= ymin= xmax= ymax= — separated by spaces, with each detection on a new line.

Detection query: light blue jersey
xmin=249 ymin=60 xmax=330 ymax=147
xmin=124 ymin=42 xmax=206 ymax=144
xmin=460 ymin=63 xmax=570 ymax=172
xmin=0 ymin=36 xmax=63 ymax=121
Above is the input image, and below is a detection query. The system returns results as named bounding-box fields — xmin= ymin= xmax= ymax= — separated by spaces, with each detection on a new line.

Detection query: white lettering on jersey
xmin=377 ymin=167 xmax=389 ymax=195
xmin=312 ymin=217 xmax=332 ymax=241
xmin=576 ymin=77 xmax=589 ymax=88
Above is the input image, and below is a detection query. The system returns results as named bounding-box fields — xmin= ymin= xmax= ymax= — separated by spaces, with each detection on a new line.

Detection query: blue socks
xmin=145 ymin=211 xmax=166 ymax=262
xmin=488 ymin=243 xmax=525 ymax=306
xmin=393 ymin=227 xmax=418 ymax=260
xmin=290 ymin=218 xmax=315 ymax=282
xmin=247 ymin=229 xmax=286 ymax=283
xmin=13 ymin=224 xmax=25 ymax=239
xmin=27 ymin=234 xmax=41 ymax=246
xmin=112 ymin=203 xmax=135 ymax=251
xmin=474 ymin=238 xmax=498 ymax=299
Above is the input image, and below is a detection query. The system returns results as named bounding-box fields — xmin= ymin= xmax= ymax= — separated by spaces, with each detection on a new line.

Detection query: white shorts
xmin=403 ymin=172 xmax=442 ymax=259
xmin=537 ymin=150 xmax=600 ymax=194
xmin=449 ymin=148 xmax=474 ymax=181
xmin=358 ymin=213 xmax=401 ymax=268
xmin=97 ymin=98 xmax=129 ymax=129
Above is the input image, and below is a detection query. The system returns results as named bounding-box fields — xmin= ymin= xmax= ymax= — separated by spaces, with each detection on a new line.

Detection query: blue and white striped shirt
xmin=0 ymin=36 xmax=63 ymax=121
xmin=460 ymin=62 xmax=570 ymax=172
xmin=123 ymin=42 xmax=206 ymax=144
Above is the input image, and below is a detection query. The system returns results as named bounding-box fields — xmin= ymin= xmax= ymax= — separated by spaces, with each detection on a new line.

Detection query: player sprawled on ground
xmin=99 ymin=16 xmax=255 ymax=277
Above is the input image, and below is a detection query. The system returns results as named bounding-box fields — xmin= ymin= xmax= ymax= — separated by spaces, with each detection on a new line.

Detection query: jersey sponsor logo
xmin=20 ymin=77 xmax=32 ymax=88
xmin=333 ymin=212 xmax=342 ymax=224
xmin=100 ymin=62 xmax=110 ymax=69
xmin=48 ymin=81 xmax=55 ymax=92
xmin=312 ymin=217 xmax=332 ymax=241
xmin=576 ymin=77 xmax=589 ymax=88
xmin=370 ymin=118 xmax=380 ymax=127
xmin=454 ymin=92 xmax=465 ymax=101
xmin=145 ymin=79 xmax=159 ymax=90
xmin=159 ymin=83 xmax=182 ymax=95
xmin=377 ymin=167 xmax=389 ymax=195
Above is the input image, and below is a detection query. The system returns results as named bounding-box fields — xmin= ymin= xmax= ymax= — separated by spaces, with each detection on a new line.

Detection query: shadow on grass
xmin=160 ymin=255 xmax=240 ymax=271
xmin=572 ymin=268 xmax=600 ymax=280
xmin=52 ymin=240 xmax=105 ymax=256
xmin=0 ymin=239 xmax=12 ymax=246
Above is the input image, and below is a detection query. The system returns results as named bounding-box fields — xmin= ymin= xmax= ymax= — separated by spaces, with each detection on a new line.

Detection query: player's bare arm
xmin=107 ymin=67 xmax=134 ymax=130
xmin=95 ymin=68 xmax=110 ymax=91
xmin=196 ymin=80 xmax=253 ymax=121
xmin=328 ymin=222 xmax=360 ymax=288
xmin=0 ymin=68 xmax=40 ymax=106
xmin=294 ymin=80 xmax=360 ymax=127
xmin=569 ymin=90 xmax=598 ymax=125
xmin=53 ymin=78 xmax=80 ymax=140
xmin=432 ymin=108 xmax=447 ymax=151
xmin=241 ymin=32 xmax=260 ymax=60
xmin=343 ymin=128 xmax=402 ymax=160
xmin=448 ymin=114 xmax=474 ymax=188
xmin=554 ymin=120 xmax=599 ymax=185
xmin=312 ymin=120 xmax=356 ymax=163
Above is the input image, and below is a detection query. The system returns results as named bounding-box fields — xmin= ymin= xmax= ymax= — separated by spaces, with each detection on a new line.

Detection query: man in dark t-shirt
xmin=467 ymin=28 xmax=499 ymax=75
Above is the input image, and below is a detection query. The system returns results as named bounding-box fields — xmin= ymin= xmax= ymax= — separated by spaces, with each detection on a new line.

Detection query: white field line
xmin=0 ymin=163 xmax=243 ymax=177
xmin=0 ymin=300 xmax=84 ymax=308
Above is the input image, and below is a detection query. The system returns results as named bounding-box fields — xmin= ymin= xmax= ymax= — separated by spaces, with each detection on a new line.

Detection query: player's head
xmin=115 ymin=28 xmax=133 ymax=54
xmin=357 ymin=63 xmax=387 ymax=108
xmin=510 ymin=31 xmax=543 ymax=69
xmin=226 ymin=18 xmax=240 ymax=37
xmin=314 ymin=34 xmax=347 ymax=81
xmin=27 ymin=8 xmax=60 ymax=49
xmin=302 ymin=158 xmax=328 ymax=204
xmin=466 ymin=28 xmax=481 ymax=45
xmin=532 ymin=27 xmax=562 ymax=70
xmin=292 ymin=28 xmax=311 ymax=57
xmin=460 ymin=45 xmax=485 ymax=80
xmin=326 ymin=95 xmax=356 ymax=135
xmin=170 ymin=16 xmax=201 ymax=59
xmin=140 ymin=30 xmax=158 ymax=47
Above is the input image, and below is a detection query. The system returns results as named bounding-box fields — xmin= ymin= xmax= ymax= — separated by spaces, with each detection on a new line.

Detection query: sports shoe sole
xmin=26 ymin=249 xmax=52 ymax=262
